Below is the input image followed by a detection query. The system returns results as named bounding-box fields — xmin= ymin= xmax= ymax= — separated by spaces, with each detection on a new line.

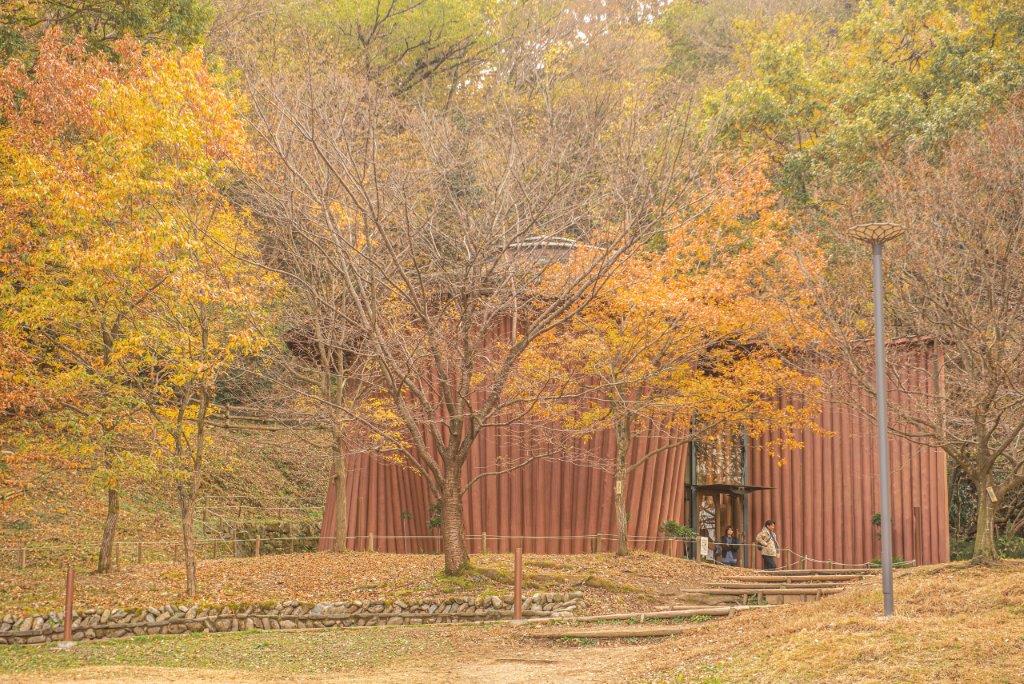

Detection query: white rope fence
xmin=1 ymin=534 xmax=909 ymax=570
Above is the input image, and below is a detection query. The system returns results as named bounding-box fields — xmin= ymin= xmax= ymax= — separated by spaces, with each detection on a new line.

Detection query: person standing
xmin=755 ymin=519 xmax=780 ymax=571
xmin=719 ymin=526 xmax=740 ymax=567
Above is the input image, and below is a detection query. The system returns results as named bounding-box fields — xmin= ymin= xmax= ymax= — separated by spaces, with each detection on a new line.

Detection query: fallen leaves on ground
xmin=0 ymin=550 xmax=732 ymax=616
xmin=0 ymin=561 xmax=1021 ymax=683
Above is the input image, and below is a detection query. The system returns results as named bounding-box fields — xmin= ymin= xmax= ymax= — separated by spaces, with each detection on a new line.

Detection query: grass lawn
xmin=0 ymin=622 xmax=526 ymax=680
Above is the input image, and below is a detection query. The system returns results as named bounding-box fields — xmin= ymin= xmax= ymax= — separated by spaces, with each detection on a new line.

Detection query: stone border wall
xmin=0 ymin=592 xmax=584 ymax=645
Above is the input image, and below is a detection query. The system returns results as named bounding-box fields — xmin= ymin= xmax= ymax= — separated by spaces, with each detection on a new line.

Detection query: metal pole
xmin=871 ymin=241 xmax=895 ymax=617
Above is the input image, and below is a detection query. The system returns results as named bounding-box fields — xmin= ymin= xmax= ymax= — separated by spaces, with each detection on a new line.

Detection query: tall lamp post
xmin=850 ymin=222 xmax=903 ymax=617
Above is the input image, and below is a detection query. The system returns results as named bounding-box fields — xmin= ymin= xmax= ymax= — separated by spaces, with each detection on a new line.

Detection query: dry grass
xmin=0 ymin=550 xmax=732 ymax=616
xmin=627 ymin=559 xmax=1024 ymax=683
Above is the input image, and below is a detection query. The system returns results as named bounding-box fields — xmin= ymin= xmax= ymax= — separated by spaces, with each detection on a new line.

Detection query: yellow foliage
xmin=0 ymin=29 xmax=277 ymax=488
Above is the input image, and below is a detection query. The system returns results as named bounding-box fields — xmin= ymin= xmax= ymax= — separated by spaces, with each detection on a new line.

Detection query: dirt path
xmin=4 ymin=643 xmax=657 ymax=684
xmin=347 ymin=644 xmax=650 ymax=684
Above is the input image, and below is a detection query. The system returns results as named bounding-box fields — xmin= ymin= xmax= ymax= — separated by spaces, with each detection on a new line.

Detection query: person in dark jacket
xmin=719 ymin=526 xmax=740 ymax=566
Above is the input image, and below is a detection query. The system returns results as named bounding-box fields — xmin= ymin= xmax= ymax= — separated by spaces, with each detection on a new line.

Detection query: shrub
xmin=950 ymin=535 xmax=1024 ymax=560
xmin=660 ymin=520 xmax=696 ymax=539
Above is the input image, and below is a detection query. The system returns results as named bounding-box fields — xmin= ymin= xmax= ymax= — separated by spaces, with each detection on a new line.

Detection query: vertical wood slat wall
xmin=320 ymin=344 xmax=950 ymax=565
xmin=748 ymin=343 xmax=950 ymax=566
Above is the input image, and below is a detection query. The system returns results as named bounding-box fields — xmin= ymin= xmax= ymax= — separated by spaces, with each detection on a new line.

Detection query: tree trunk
xmin=176 ymin=387 xmax=208 ymax=598
xmin=330 ymin=432 xmax=348 ymax=552
xmin=440 ymin=468 xmax=470 ymax=575
xmin=972 ymin=475 xmax=998 ymax=563
xmin=178 ymin=484 xmax=197 ymax=596
xmin=97 ymin=487 xmax=119 ymax=573
xmin=614 ymin=415 xmax=631 ymax=556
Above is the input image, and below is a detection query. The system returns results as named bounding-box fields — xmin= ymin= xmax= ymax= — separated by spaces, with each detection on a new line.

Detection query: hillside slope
xmin=0 ymin=432 xmax=328 ymax=566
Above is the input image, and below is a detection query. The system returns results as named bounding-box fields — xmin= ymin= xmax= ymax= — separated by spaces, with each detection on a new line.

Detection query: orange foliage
xmin=518 ymin=156 xmax=826 ymax=454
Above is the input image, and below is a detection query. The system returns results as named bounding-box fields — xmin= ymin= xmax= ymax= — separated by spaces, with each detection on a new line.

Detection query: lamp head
xmin=849 ymin=222 xmax=904 ymax=245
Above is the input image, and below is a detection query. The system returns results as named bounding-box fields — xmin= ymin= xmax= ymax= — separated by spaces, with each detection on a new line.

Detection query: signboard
xmin=699 ymin=535 xmax=710 ymax=560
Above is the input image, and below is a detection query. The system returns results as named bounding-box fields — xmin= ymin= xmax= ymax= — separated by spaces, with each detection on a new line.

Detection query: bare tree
xmin=252 ymin=214 xmax=379 ymax=552
xmin=243 ymin=23 xmax=698 ymax=573
xmin=834 ymin=103 xmax=1024 ymax=562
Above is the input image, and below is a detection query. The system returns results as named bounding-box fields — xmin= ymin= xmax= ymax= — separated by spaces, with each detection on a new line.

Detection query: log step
xmin=723 ymin=574 xmax=865 ymax=583
xmin=527 ymin=625 xmax=699 ymax=639
xmin=680 ymin=587 xmax=845 ymax=596
xmin=706 ymin=582 xmax=846 ymax=591
xmin=653 ymin=604 xmax=777 ymax=612
xmin=560 ymin=605 xmax=764 ymax=622
xmin=766 ymin=569 xmax=880 ymax=576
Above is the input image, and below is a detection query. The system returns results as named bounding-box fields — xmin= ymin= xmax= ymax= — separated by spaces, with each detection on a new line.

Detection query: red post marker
xmin=63 ymin=565 xmax=75 ymax=643
xmin=513 ymin=547 xmax=523 ymax=621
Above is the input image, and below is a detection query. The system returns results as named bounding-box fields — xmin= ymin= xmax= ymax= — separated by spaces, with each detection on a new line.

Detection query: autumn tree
xmin=516 ymin=159 xmax=825 ymax=555
xmin=1 ymin=31 xmax=160 ymax=571
xmin=244 ymin=14 xmax=697 ymax=573
xmin=95 ymin=46 xmax=277 ymax=595
xmin=127 ymin=203 xmax=277 ymax=596
xmin=0 ymin=29 xmax=273 ymax=587
xmin=836 ymin=103 xmax=1024 ymax=562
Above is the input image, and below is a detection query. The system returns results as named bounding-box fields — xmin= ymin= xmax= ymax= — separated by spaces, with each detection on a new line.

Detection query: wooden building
xmin=318 ymin=343 xmax=949 ymax=566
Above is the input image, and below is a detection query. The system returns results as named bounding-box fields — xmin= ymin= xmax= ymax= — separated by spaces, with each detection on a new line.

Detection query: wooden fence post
xmin=136 ymin=543 xmax=143 ymax=565
xmin=368 ymin=532 xmax=375 ymax=553
xmin=254 ymin=537 xmax=261 ymax=557
xmin=590 ymin=534 xmax=599 ymax=554
xmin=62 ymin=565 xmax=75 ymax=643
xmin=18 ymin=548 xmax=26 ymax=570
xmin=481 ymin=531 xmax=487 ymax=553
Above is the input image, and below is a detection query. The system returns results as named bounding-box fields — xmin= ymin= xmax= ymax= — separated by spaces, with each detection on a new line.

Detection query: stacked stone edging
xmin=0 ymin=591 xmax=584 ymax=645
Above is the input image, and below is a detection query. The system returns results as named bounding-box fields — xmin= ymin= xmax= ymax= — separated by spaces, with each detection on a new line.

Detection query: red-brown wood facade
xmin=319 ymin=344 xmax=950 ymax=565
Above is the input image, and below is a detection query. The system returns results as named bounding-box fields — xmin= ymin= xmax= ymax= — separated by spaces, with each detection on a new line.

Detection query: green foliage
xmin=704 ymin=0 xmax=1024 ymax=201
xmin=951 ymin=535 xmax=1024 ymax=560
xmin=0 ymin=0 xmax=211 ymax=61
xmin=660 ymin=520 xmax=697 ymax=539
xmin=427 ymin=500 xmax=442 ymax=529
